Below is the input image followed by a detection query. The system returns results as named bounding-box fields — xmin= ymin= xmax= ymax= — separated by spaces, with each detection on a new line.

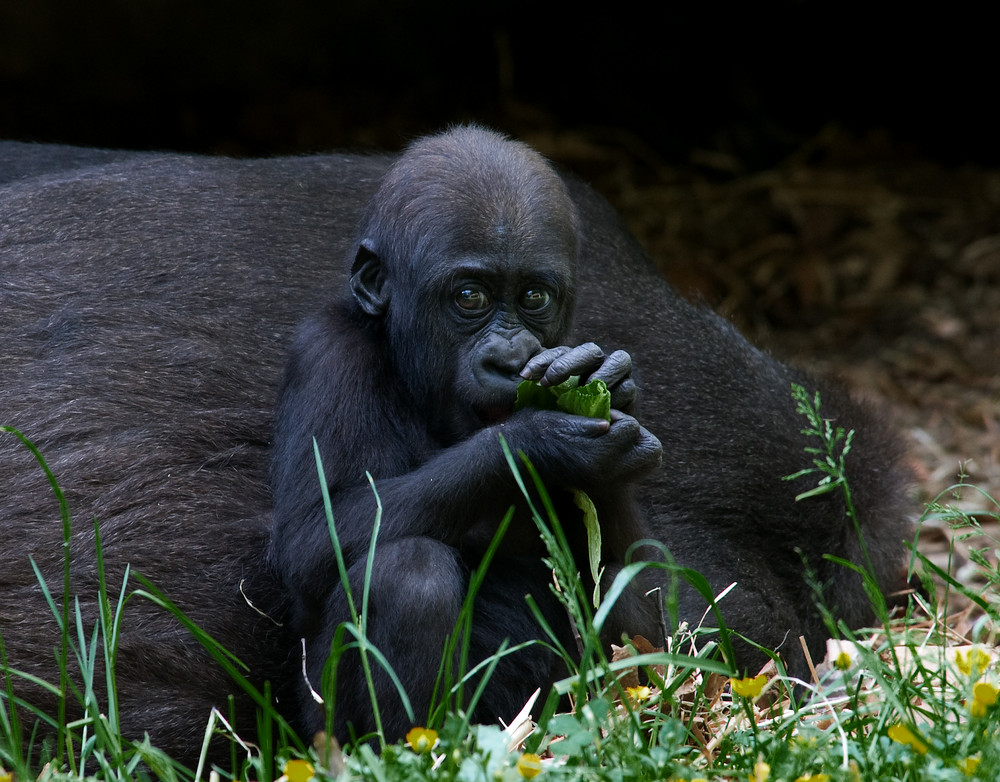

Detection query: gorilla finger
xmin=520 ymin=346 xmax=572 ymax=380
xmin=611 ymin=407 xmax=639 ymax=427
xmin=607 ymin=414 xmax=660 ymax=454
xmin=588 ymin=349 xmax=633 ymax=387
xmin=540 ymin=342 xmax=605 ymax=387
xmin=638 ymin=428 xmax=663 ymax=462
xmin=609 ymin=378 xmax=637 ymax=412
xmin=559 ymin=413 xmax=611 ymax=438
xmin=604 ymin=411 xmax=644 ymax=444
xmin=619 ymin=428 xmax=663 ymax=476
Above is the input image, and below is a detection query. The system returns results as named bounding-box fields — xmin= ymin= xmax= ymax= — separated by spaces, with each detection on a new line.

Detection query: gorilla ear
xmin=350 ymin=241 xmax=390 ymax=316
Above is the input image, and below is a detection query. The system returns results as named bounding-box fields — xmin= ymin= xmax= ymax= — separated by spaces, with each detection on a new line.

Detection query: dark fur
xmin=0 ymin=129 xmax=910 ymax=761
xmin=269 ymin=128 xmax=664 ymax=742
xmin=0 ymin=146 xmax=384 ymax=762
xmin=565 ymin=176 xmax=910 ymax=671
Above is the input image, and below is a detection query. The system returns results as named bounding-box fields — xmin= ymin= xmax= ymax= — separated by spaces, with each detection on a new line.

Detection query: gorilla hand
xmin=520 ymin=343 xmax=637 ymax=413
xmin=503 ymin=406 xmax=662 ymax=489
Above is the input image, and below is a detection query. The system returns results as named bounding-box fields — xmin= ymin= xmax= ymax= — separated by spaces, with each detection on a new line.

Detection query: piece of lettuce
xmin=514 ymin=376 xmax=612 ymax=423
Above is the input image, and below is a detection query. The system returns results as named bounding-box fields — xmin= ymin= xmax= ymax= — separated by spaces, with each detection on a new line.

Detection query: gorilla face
xmin=347 ymin=127 xmax=580 ymax=442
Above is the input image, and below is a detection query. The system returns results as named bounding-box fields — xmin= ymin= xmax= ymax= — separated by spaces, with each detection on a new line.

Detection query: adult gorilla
xmin=0 ymin=127 xmax=910 ymax=761
xmin=0 ymin=143 xmax=383 ymax=763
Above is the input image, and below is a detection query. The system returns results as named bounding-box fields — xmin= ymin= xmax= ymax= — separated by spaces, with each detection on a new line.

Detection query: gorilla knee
xmin=304 ymin=537 xmax=466 ymax=740
xmin=366 ymin=537 xmax=466 ymax=622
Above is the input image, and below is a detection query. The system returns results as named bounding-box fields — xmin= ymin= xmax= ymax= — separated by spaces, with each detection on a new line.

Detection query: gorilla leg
xmin=304 ymin=537 xmax=466 ymax=742
xmin=303 ymin=540 xmax=576 ymax=743
xmin=466 ymin=556 xmax=573 ymax=727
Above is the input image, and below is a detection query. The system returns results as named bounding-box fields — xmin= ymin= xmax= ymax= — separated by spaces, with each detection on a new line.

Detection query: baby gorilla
xmin=269 ymin=128 xmax=664 ymax=742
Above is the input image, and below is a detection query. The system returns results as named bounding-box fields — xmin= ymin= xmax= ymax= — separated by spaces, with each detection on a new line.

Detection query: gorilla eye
xmin=519 ymin=288 xmax=552 ymax=312
xmin=455 ymin=286 xmax=491 ymax=313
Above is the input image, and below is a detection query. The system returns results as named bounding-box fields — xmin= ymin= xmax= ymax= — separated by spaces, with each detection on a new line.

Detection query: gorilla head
xmin=348 ymin=127 xmax=582 ymax=439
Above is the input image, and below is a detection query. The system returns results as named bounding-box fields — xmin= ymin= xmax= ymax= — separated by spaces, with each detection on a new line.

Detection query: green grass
xmin=3 ymin=384 xmax=1000 ymax=781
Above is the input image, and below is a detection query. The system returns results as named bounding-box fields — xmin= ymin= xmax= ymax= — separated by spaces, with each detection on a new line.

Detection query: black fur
xmin=565 ymin=175 xmax=910 ymax=672
xmin=0 ymin=146 xmax=384 ymax=762
xmin=0 ymin=129 xmax=911 ymax=761
xmin=268 ymin=128 xmax=664 ymax=742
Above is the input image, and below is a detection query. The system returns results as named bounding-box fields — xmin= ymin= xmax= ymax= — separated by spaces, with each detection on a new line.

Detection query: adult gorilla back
xmin=0 ymin=147 xmax=384 ymax=761
xmin=567 ymin=176 xmax=909 ymax=668
xmin=0 ymin=129 xmax=910 ymax=761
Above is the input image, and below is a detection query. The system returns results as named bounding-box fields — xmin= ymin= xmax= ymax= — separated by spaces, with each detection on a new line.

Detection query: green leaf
xmin=514 ymin=379 xmax=560 ymax=411
xmin=514 ymin=376 xmax=611 ymax=423
xmin=574 ymin=490 xmax=604 ymax=608
xmin=558 ymin=378 xmax=612 ymax=423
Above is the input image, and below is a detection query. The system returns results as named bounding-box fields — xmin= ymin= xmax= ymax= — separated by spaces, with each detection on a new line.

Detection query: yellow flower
xmin=517 ymin=752 xmax=543 ymax=778
xmin=961 ymin=755 xmax=981 ymax=775
xmin=0 ymin=769 xmax=11 ymax=782
xmin=751 ymin=759 xmax=770 ymax=781
xmin=627 ymin=685 xmax=652 ymax=702
xmin=968 ymin=680 xmax=998 ymax=717
xmin=730 ymin=674 xmax=767 ymax=699
xmin=281 ymin=759 xmax=315 ymax=782
xmin=887 ymin=723 xmax=928 ymax=755
xmin=973 ymin=681 xmax=998 ymax=706
xmin=794 ymin=775 xmax=830 ymax=782
xmin=955 ymin=647 xmax=992 ymax=678
xmin=405 ymin=726 xmax=439 ymax=754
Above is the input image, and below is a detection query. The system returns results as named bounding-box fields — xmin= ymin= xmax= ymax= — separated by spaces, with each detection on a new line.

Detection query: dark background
xmin=1 ymin=1 xmax=995 ymax=169
xmin=3 ymin=2 xmax=1000 ymax=576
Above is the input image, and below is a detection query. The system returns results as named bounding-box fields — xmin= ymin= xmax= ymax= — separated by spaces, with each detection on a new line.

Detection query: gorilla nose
xmin=477 ymin=332 xmax=541 ymax=386
xmin=475 ymin=350 xmax=532 ymax=402
xmin=482 ymin=353 xmax=524 ymax=380
xmin=476 ymin=359 xmax=523 ymax=397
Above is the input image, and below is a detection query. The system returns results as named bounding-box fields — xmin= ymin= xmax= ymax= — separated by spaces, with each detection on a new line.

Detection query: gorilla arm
xmin=268 ymin=305 xmax=660 ymax=615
